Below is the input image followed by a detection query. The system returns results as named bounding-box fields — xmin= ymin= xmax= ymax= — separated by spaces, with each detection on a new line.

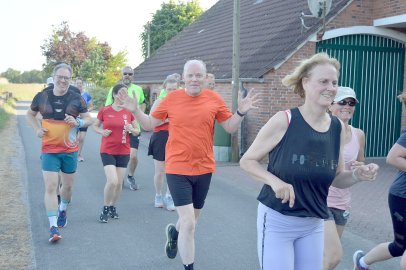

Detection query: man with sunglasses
xmin=105 ymin=66 xmax=145 ymax=191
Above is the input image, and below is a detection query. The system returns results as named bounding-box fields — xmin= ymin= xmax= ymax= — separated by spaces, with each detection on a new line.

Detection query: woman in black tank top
xmin=240 ymin=53 xmax=379 ymax=270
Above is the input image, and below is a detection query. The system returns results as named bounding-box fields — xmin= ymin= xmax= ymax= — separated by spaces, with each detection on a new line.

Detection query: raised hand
xmin=117 ymin=88 xmax=139 ymax=113
xmin=237 ymin=89 xmax=260 ymax=114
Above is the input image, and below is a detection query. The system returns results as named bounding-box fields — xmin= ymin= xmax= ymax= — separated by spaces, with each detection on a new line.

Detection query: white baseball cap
xmin=334 ymin=86 xmax=359 ymax=103
xmin=46 ymin=77 xmax=53 ymax=85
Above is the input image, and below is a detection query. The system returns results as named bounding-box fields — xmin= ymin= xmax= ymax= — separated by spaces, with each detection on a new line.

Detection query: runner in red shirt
xmin=93 ymin=84 xmax=139 ymax=223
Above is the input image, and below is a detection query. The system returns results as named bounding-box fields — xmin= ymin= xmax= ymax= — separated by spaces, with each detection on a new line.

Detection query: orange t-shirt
xmin=152 ymin=89 xmax=232 ymax=175
xmin=41 ymin=119 xmax=79 ymax=153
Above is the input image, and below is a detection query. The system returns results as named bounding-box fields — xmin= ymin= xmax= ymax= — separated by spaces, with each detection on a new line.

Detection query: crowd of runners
xmin=25 ymin=54 xmax=406 ymax=270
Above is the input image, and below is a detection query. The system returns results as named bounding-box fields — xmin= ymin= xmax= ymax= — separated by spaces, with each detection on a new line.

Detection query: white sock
xmin=359 ymin=257 xmax=369 ymax=268
xmin=59 ymin=200 xmax=69 ymax=211
xmin=48 ymin=216 xmax=57 ymax=228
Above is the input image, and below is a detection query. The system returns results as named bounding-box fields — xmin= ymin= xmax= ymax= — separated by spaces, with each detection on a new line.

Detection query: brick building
xmin=132 ymin=0 xmax=406 ymax=158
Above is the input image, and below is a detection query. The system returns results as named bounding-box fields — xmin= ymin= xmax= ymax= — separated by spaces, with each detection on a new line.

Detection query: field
xmin=0 ymin=83 xmax=44 ymax=100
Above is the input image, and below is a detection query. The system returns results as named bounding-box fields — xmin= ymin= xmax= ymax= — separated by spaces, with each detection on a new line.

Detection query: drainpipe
xmin=239 ymin=81 xmax=248 ymax=157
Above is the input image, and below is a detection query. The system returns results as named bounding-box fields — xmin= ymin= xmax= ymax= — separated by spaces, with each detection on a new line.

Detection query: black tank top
xmin=257 ymin=108 xmax=341 ymax=219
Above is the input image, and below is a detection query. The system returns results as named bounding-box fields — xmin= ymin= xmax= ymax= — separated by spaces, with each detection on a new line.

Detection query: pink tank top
xmin=327 ymin=125 xmax=360 ymax=210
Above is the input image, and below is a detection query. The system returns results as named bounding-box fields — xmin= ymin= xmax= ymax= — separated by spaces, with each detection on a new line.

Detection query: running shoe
xmin=165 ymin=195 xmax=176 ymax=211
xmin=78 ymin=155 xmax=84 ymax=162
xmin=99 ymin=206 xmax=109 ymax=223
xmin=49 ymin=226 xmax=62 ymax=242
xmin=127 ymin=175 xmax=139 ymax=190
xmin=57 ymin=210 xmax=67 ymax=228
xmin=165 ymin=223 xmax=178 ymax=259
xmin=109 ymin=206 xmax=119 ymax=219
xmin=353 ymin=250 xmax=369 ymax=270
xmin=155 ymin=195 xmax=164 ymax=208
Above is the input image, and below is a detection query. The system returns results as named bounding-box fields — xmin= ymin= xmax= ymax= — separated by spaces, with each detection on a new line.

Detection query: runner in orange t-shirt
xmin=119 ymin=59 xmax=259 ymax=270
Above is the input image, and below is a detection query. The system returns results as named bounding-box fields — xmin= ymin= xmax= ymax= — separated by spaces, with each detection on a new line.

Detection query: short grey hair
xmin=52 ymin=63 xmax=72 ymax=76
xmin=183 ymin=59 xmax=207 ymax=74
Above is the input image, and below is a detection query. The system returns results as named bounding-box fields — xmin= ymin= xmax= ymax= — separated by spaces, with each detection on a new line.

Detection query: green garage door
xmin=317 ymin=34 xmax=405 ymax=157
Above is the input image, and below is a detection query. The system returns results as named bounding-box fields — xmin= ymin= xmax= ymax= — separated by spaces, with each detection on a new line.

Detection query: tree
xmin=1 ymin=68 xmax=22 ymax=83
xmin=41 ymin=21 xmax=127 ymax=85
xmin=140 ymin=0 xmax=203 ymax=59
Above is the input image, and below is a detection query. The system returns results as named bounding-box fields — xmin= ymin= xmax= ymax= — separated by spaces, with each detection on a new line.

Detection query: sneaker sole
xmin=166 ymin=207 xmax=176 ymax=211
xmin=165 ymin=224 xmax=177 ymax=259
xmin=155 ymin=204 xmax=164 ymax=208
xmin=49 ymin=234 xmax=62 ymax=242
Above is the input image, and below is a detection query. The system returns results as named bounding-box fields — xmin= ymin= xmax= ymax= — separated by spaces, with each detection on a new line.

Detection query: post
xmin=231 ymin=0 xmax=240 ymax=162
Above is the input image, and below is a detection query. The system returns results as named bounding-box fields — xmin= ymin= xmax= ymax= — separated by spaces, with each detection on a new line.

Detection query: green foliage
xmin=140 ymin=0 xmax=203 ymax=59
xmin=87 ymin=85 xmax=109 ymax=110
xmin=0 ymin=98 xmax=16 ymax=131
xmin=1 ymin=69 xmax=47 ymax=84
xmin=41 ymin=21 xmax=127 ymax=85
xmin=100 ymin=51 xmax=128 ymax=88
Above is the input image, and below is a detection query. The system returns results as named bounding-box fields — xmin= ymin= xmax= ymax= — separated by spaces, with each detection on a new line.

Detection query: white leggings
xmin=257 ymin=203 xmax=324 ymax=270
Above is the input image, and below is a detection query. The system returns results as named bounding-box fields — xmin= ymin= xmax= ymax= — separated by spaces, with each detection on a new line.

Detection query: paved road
xmin=16 ymin=101 xmax=400 ymax=269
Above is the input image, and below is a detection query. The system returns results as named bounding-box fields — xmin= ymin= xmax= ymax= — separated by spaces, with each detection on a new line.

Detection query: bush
xmin=87 ymin=85 xmax=109 ymax=110
xmin=0 ymin=98 xmax=16 ymax=131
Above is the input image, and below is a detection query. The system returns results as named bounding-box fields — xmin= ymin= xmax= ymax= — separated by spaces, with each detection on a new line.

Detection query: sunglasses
xmin=336 ymin=100 xmax=356 ymax=107
xmin=123 ymin=73 xmax=133 ymax=76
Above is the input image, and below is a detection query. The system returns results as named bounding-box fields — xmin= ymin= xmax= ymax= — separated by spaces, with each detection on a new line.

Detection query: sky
xmin=0 ymin=0 xmax=218 ymax=73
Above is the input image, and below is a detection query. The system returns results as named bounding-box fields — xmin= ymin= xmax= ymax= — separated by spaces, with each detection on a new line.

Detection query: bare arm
xmin=220 ymin=90 xmax=260 ymax=133
xmin=26 ymin=109 xmax=47 ymax=138
xmin=78 ymin=112 xmax=93 ymax=128
xmin=332 ymin=122 xmax=378 ymax=188
xmin=240 ymin=111 xmax=295 ymax=207
xmin=387 ymin=143 xmax=406 ymax=171
xmin=118 ymin=89 xmax=163 ymax=131
xmin=92 ymin=118 xmax=112 ymax=137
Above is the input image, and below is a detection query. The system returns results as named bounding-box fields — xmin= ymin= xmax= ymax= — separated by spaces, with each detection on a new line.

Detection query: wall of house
xmin=372 ymin=0 xmax=406 ymax=18
xmin=235 ymin=0 xmax=406 ymax=154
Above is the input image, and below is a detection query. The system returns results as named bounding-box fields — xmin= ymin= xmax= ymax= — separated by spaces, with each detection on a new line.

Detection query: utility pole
xmin=231 ymin=0 xmax=240 ymax=162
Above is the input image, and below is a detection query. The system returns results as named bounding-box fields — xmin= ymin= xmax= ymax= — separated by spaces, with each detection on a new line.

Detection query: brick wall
xmin=372 ymin=0 xmax=406 ymax=19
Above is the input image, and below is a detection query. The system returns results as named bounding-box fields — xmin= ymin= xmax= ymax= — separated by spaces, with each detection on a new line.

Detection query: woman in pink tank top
xmin=323 ymin=86 xmax=366 ymax=270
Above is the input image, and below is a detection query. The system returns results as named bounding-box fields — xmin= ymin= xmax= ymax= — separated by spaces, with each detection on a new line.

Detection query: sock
xmin=47 ymin=211 xmax=58 ymax=227
xmin=59 ymin=197 xmax=70 ymax=211
xmin=183 ymin=263 xmax=194 ymax=270
xmin=359 ymin=257 xmax=369 ymax=268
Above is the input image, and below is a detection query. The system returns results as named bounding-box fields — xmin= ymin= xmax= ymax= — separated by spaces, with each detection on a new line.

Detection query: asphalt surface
xmin=16 ymin=100 xmax=401 ymax=270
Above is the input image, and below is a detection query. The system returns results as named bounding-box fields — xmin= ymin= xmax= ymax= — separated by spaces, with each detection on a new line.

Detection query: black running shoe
xmin=99 ymin=206 xmax=109 ymax=223
xmin=165 ymin=223 xmax=178 ymax=259
xmin=109 ymin=206 xmax=119 ymax=219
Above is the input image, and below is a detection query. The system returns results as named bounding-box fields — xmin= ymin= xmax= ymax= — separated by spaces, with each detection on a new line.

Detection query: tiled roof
xmin=133 ymin=0 xmax=351 ymax=82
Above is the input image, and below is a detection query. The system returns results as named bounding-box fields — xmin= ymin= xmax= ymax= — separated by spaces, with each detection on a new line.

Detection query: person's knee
xmin=129 ymin=154 xmax=137 ymax=163
xmin=389 ymin=241 xmax=406 ymax=257
xmin=180 ymin=216 xmax=196 ymax=234
xmin=324 ymin=248 xmax=342 ymax=270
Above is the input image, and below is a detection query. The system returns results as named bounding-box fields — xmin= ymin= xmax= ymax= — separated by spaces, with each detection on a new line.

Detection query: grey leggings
xmin=257 ymin=203 xmax=324 ymax=270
